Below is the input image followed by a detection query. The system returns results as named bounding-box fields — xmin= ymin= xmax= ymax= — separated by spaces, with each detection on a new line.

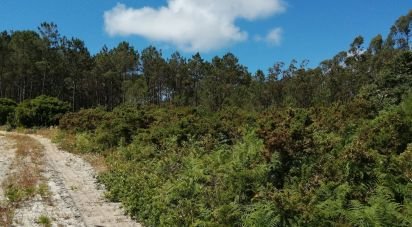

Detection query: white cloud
xmin=254 ymin=27 xmax=283 ymax=46
xmin=104 ymin=0 xmax=286 ymax=52
xmin=266 ymin=27 xmax=283 ymax=45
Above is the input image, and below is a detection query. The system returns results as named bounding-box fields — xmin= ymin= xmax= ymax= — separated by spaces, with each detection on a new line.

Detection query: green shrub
xmin=59 ymin=107 xmax=108 ymax=132
xmin=14 ymin=95 xmax=70 ymax=127
xmin=75 ymin=132 xmax=98 ymax=153
xmin=0 ymin=98 xmax=17 ymax=125
xmin=358 ymin=108 xmax=412 ymax=155
xmin=92 ymin=105 xmax=155 ymax=149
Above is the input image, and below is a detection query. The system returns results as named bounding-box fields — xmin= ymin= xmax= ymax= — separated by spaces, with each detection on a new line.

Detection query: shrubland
xmin=55 ymin=91 xmax=412 ymax=226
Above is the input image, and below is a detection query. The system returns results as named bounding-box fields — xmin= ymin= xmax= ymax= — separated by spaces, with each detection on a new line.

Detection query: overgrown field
xmin=54 ymin=92 xmax=412 ymax=226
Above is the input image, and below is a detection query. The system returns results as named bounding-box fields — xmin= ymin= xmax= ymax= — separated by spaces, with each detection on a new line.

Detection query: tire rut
xmin=29 ymin=134 xmax=141 ymax=227
xmin=0 ymin=135 xmax=16 ymax=200
xmin=0 ymin=132 xmax=141 ymax=227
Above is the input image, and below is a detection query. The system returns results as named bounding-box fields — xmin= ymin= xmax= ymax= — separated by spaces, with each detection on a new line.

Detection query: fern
xmin=347 ymin=186 xmax=405 ymax=227
xmin=242 ymin=202 xmax=281 ymax=227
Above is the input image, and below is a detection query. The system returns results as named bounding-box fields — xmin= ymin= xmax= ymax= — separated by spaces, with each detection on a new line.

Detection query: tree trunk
xmin=72 ymin=81 xmax=76 ymax=112
xmin=41 ymin=71 xmax=46 ymax=94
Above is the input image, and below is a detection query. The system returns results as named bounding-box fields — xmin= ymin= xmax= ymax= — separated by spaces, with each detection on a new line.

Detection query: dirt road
xmin=0 ymin=135 xmax=15 ymax=201
xmin=0 ymin=132 xmax=141 ymax=227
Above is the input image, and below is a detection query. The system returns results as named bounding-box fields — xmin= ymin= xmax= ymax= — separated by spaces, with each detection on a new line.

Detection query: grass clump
xmin=37 ymin=215 xmax=52 ymax=227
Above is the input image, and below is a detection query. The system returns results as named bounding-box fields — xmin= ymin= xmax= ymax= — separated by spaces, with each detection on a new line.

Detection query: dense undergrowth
xmin=54 ymin=91 xmax=412 ymax=226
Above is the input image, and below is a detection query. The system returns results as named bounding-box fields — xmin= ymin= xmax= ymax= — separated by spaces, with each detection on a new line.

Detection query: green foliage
xmin=100 ymin=131 xmax=268 ymax=226
xmin=37 ymin=215 xmax=51 ymax=227
xmin=242 ymin=202 xmax=280 ymax=227
xmin=95 ymin=105 xmax=155 ymax=148
xmin=0 ymin=98 xmax=16 ymax=125
xmin=257 ymin=108 xmax=315 ymax=188
xmin=59 ymin=107 xmax=108 ymax=132
xmin=14 ymin=95 xmax=70 ymax=127
xmin=357 ymin=108 xmax=412 ymax=155
xmin=60 ymin=94 xmax=412 ymax=226
xmin=74 ymin=132 xmax=98 ymax=153
xmin=5 ymin=184 xmax=36 ymax=203
xmin=346 ymin=187 xmax=405 ymax=226
xmin=37 ymin=183 xmax=51 ymax=199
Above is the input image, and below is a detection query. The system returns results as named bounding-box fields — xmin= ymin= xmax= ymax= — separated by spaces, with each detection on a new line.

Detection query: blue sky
xmin=0 ymin=0 xmax=410 ymax=73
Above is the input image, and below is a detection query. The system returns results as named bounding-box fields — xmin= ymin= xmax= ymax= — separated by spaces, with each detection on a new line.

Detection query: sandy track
xmin=0 ymin=134 xmax=15 ymax=200
xmin=1 ymin=132 xmax=141 ymax=227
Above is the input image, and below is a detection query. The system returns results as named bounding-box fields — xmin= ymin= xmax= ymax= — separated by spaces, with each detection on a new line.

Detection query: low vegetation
xmin=37 ymin=214 xmax=52 ymax=227
xmin=0 ymin=134 xmax=47 ymax=226
xmin=0 ymin=98 xmax=16 ymax=125
xmin=55 ymin=93 xmax=412 ymax=226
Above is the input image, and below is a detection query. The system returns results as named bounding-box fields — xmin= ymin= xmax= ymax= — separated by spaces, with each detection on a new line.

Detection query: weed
xmin=1 ymin=134 xmax=47 ymax=225
xmin=37 ymin=215 xmax=52 ymax=227
xmin=5 ymin=185 xmax=26 ymax=203
xmin=0 ymin=204 xmax=14 ymax=226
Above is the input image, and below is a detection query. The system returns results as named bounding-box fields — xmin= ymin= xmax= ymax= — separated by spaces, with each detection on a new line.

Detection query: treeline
xmin=0 ymin=10 xmax=410 ymax=111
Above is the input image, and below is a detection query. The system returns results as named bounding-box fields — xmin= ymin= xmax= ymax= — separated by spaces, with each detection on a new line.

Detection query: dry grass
xmin=0 ymin=134 xmax=47 ymax=226
xmin=80 ymin=153 xmax=108 ymax=173
xmin=53 ymin=130 xmax=77 ymax=153
xmin=8 ymin=127 xmax=107 ymax=174
xmin=35 ymin=127 xmax=60 ymax=140
xmin=0 ymin=125 xmax=9 ymax=131
xmin=0 ymin=205 xmax=13 ymax=226
xmin=45 ymin=128 xmax=108 ymax=174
